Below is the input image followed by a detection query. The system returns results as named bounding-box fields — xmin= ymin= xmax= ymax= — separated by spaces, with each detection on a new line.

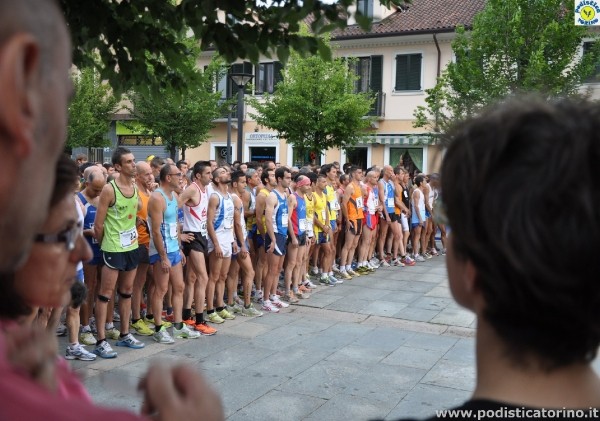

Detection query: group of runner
xmin=69 ymin=149 xmax=446 ymax=360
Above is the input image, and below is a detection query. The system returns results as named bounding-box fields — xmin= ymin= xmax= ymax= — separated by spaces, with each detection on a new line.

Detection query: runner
xmin=93 ymin=147 xmax=144 ymax=358
xmin=147 ymin=164 xmax=200 ymax=343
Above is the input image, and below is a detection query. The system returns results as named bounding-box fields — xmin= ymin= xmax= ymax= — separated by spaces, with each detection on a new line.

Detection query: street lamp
xmin=229 ymin=72 xmax=254 ymax=163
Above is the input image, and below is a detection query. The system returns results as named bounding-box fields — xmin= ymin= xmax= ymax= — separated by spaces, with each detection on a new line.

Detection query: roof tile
xmin=332 ymin=0 xmax=486 ymax=39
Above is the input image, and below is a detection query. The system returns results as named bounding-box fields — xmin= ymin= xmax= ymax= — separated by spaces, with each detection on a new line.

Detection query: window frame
xmin=392 ymin=52 xmax=424 ymax=94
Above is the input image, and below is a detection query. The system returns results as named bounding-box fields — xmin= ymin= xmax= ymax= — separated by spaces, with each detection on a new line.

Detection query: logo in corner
xmin=575 ymin=0 xmax=600 ymax=25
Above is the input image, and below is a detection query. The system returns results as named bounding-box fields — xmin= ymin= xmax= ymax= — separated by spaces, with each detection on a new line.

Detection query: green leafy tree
xmin=250 ymin=35 xmax=374 ymax=157
xmin=67 ymin=67 xmax=119 ymax=149
xmin=59 ymin=0 xmax=410 ymax=95
xmin=128 ymin=57 xmax=227 ymax=160
xmin=414 ymin=0 xmax=600 ymax=134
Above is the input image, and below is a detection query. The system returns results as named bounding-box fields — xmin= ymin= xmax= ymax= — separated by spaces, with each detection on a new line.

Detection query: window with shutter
xmin=254 ymin=62 xmax=283 ymax=94
xmin=583 ymin=42 xmax=600 ymax=83
xmin=395 ymin=54 xmax=422 ymax=91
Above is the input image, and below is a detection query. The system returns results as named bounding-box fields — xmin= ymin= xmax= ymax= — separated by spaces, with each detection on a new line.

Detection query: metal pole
xmin=236 ymin=85 xmax=244 ymax=163
xmin=226 ymin=108 xmax=232 ymax=164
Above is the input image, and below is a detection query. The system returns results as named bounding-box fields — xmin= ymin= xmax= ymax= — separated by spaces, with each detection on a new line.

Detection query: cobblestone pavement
xmin=60 ymin=256 xmax=512 ymax=419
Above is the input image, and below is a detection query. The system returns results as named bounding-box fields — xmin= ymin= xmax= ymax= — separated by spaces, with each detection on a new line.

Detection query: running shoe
xmin=173 ymin=324 xmax=201 ymax=339
xmin=65 ymin=344 xmax=96 ymax=361
xmin=356 ymin=266 xmax=370 ymax=275
xmin=116 ymin=333 xmax=145 ymax=349
xmin=227 ymin=303 xmax=244 ymax=315
xmin=261 ymin=300 xmax=280 ymax=313
xmin=207 ymin=312 xmax=225 ymax=324
xmin=56 ymin=323 xmax=67 ymax=337
xmin=79 ymin=330 xmax=96 ymax=346
xmin=319 ymin=274 xmax=336 ymax=287
xmin=131 ymin=319 xmax=153 ymax=336
xmin=241 ymin=305 xmax=263 ymax=317
xmin=282 ymin=292 xmax=299 ymax=304
xmin=271 ymin=295 xmax=290 ymax=308
xmin=93 ymin=341 xmax=117 ymax=359
xmin=105 ymin=327 xmax=121 ymax=340
xmin=330 ymin=275 xmax=343 ymax=285
xmin=415 ymin=254 xmax=426 ymax=262
xmin=217 ymin=308 xmax=236 ymax=320
xmin=193 ymin=321 xmax=217 ymax=335
xmin=152 ymin=325 xmax=174 ymax=344
xmin=347 ymin=268 xmax=360 ymax=277
xmin=302 ymin=279 xmax=318 ymax=289
xmin=338 ymin=271 xmax=352 ymax=280
xmin=401 ymin=255 xmax=416 ymax=267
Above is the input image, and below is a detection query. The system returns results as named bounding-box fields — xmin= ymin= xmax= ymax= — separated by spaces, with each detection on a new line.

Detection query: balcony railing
xmin=367 ymin=91 xmax=385 ymax=118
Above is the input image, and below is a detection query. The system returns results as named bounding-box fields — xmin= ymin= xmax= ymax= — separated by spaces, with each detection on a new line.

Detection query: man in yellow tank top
xmin=93 ymin=147 xmax=144 ymax=358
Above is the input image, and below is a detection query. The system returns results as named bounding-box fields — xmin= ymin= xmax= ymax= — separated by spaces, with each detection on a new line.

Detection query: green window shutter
xmin=370 ymin=55 xmax=383 ymax=93
xmin=395 ymin=55 xmax=408 ymax=90
xmin=407 ymin=54 xmax=422 ymax=90
xmin=274 ymin=61 xmax=284 ymax=88
xmin=395 ymin=54 xmax=421 ymax=91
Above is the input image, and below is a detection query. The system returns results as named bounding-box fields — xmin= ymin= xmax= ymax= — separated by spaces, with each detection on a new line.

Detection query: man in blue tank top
xmin=263 ymin=167 xmax=293 ymax=312
xmin=148 ymin=164 xmax=200 ymax=344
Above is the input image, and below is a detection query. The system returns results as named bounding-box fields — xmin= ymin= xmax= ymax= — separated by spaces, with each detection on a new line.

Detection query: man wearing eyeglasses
xmin=93 ymin=146 xmax=145 ymax=358
xmin=147 ymin=163 xmax=200 ymax=343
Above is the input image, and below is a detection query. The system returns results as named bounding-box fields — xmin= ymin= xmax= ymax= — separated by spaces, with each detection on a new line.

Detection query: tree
xmin=413 ymin=0 xmax=600 ymax=134
xmin=67 ymin=67 xmax=119 ymax=149
xmin=250 ymin=34 xmax=374 ymax=157
xmin=59 ymin=0 xmax=410 ymax=95
xmin=128 ymin=58 xmax=227 ymax=160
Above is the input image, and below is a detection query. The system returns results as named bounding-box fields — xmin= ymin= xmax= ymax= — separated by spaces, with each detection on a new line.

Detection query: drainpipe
xmin=432 ymin=33 xmax=442 ymax=133
xmin=433 ymin=33 xmax=441 ymax=78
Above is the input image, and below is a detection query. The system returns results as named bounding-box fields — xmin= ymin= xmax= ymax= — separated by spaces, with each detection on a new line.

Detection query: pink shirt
xmin=0 ymin=326 xmax=145 ymax=421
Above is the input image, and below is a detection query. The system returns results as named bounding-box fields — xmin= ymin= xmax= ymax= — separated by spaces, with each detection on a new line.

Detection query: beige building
xmin=187 ymin=0 xmax=486 ymax=173
xmin=184 ymin=0 xmax=600 ymax=172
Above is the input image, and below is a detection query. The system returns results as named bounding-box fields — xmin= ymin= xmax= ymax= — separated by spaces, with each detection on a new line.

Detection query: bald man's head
xmin=0 ymin=0 xmax=72 ymax=270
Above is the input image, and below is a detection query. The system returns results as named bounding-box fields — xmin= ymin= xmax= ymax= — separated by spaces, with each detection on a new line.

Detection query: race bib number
xmin=386 ymin=198 xmax=394 ymax=208
xmin=281 ymin=211 xmax=288 ymax=227
xmin=299 ymin=218 xmax=306 ymax=231
xmin=224 ymin=217 xmax=233 ymax=229
xmin=331 ymin=199 xmax=340 ymax=211
xmin=168 ymin=223 xmax=178 ymax=239
xmin=374 ymin=198 xmax=379 ymax=207
xmin=356 ymin=197 xmax=364 ymax=208
xmin=119 ymin=227 xmax=138 ymax=248
xmin=200 ymin=220 xmax=208 ymax=236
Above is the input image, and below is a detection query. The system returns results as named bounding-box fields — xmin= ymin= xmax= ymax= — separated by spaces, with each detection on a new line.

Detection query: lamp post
xmin=229 ymin=72 xmax=253 ymax=163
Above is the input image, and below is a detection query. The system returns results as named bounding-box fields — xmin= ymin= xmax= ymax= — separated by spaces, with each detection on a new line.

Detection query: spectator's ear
xmin=0 ymin=33 xmax=40 ymax=158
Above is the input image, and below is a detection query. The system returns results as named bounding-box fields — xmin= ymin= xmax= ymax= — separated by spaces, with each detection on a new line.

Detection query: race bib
xmin=331 ymin=199 xmax=340 ymax=211
xmin=299 ymin=218 xmax=306 ymax=231
xmin=356 ymin=197 xmax=364 ymax=208
xmin=168 ymin=223 xmax=178 ymax=239
xmin=224 ymin=217 xmax=233 ymax=229
xmin=374 ymin=198 xmax=379 ymax=207
xmin=281 ymin=211 xmax=288 ymax=227
xmin=200 ymin=220 xmax=208 ymax=236
xmin=321 ymin=210 xmax=326 ymax=220
xmin=386 ymin=198 xmax=394 ymax=208
xmin=119 ymin=227 xmax=138 ymax=248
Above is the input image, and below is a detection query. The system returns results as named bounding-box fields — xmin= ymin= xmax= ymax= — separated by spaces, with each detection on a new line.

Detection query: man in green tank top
xmin=93 ymin=147 xmax=144 ymax=358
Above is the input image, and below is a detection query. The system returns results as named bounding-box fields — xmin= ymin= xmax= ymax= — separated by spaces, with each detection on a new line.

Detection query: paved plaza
xmin=64 ymin=255 xmax=600 ymax=420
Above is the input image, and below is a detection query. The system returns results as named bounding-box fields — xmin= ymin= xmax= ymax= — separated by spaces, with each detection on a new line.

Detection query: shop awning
xmin=357 ymin=133 xmax=433 ymax=146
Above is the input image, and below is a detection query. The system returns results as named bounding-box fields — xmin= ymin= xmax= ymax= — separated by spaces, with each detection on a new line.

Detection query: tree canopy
xmin=250 ymin=34 xmax=374 ymax=157
xmin=128 ymin=58 xmax=227 ymax=160
xmin=413 ymin=0 xmax=600 ymax=134
xmin=60 ymin=0 xmax=409 ymax=96
xmin=67 ymin=67 xmax=119 ymax=149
